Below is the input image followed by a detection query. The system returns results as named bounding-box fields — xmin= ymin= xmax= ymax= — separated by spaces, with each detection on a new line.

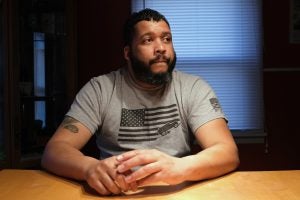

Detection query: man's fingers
xmin=114 ymin=174 xmax=129 ymax=192
xmin=87 ymin=178 xmax=111 ymax=196
xmin=137 ymin=172 xmax=161 ymax=187
xmin=124 ymin=162 xmax=160 ymax=183
xmin=116 ymin=150 xmax=138 ymax=162
xmin=117 ymin=150 xmax=158 ymax=173
xmin=98 ymin=172 xmax=122 ymax=195
xmin=129 ymin=180 xmax=138 ymax=192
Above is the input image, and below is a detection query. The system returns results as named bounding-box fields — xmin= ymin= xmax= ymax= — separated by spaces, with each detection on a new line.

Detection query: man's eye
xmin=143 ymin=38 xmax=152 ymax=44
xmin=163 ymin=36 xmax=172 ymax=43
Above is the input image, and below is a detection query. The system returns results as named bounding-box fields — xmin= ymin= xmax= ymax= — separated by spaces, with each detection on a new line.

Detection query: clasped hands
xmin=84 ymin=149 xmax=186 ymax=195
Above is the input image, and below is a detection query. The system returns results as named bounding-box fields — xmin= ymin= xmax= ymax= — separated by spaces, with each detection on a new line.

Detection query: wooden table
xmin=0 ymin=169 xmax=299 ymax=200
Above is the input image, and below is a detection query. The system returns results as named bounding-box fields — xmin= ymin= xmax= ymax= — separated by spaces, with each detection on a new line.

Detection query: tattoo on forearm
xmin=61 ymin=117 xmax=79 ymax=133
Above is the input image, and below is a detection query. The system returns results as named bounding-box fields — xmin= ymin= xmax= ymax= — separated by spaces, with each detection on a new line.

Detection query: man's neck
xmin=126 ymin=66 xmax=165 ymax=91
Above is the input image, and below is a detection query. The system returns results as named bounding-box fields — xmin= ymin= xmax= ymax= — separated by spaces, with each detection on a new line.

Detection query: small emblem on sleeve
xmin=209 ymin=98 xmax=221 ymax=111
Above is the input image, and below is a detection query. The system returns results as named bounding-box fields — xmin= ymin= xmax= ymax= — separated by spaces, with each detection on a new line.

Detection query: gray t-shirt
xmin=66 ymin=68 xmax=226 ymax=159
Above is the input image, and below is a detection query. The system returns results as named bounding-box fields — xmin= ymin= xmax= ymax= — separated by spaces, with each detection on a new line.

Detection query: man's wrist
xmin=81 ymin=156 xmax=100 ymax=180
xmin=179 ymin=155 xmax=204 ymax=182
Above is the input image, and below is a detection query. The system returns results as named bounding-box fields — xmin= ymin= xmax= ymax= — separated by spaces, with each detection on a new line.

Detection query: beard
xmin=129 ymin=52 xmax=177 ymax=86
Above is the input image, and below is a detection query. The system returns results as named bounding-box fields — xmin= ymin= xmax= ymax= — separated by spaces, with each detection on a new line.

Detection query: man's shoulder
xmin=172 ymin=70 xmax=211 ymax=92
xmin=173 ymin=69 xmax=204 ymax=83
xmin=91 ymin=68 xmax=123 ymax=83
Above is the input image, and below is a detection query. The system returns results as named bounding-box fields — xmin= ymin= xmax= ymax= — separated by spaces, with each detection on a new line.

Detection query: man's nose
xmin=154 ymin=40 xmax=166 ymax=54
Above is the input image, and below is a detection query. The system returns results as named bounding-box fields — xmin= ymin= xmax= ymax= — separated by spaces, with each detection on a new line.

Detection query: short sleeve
xmin=66 ymin=78 xmax=103 ymax=134
xmin=185 ymin=78 xmax=227 ymax=134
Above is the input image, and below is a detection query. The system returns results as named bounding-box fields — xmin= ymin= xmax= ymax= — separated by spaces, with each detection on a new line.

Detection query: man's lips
xmin=153 ymin=60 xmax=167 ymax=63
xmin=150 ymin=58 xmax=169 ymax=65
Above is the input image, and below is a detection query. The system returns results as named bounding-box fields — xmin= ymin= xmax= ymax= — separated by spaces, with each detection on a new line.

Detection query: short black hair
xmin=123 ymin=8 xmax=170 ymax=46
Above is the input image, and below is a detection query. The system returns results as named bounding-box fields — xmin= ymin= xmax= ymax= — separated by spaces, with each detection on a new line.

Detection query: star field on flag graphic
xmin=120 ymin=109 xmax=145 ymax=127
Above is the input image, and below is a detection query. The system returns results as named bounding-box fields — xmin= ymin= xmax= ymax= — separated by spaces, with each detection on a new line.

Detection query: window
xmin=33 ymin=32 xmax=46 ymax=128
xmin=132 ymin=0 xmax=264 ymax=135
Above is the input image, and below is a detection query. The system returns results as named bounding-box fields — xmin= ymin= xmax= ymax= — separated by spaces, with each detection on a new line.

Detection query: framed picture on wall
xmin=290 ymin=0 xmax=300 ymax=43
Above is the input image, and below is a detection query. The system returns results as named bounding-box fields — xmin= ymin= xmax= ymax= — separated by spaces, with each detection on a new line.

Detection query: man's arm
xmin=116 ymin=118 xmax=239 ymax=186
xmin=178 ymin=118 xmax=239 ymax=181
xmin=41 ymin=117 xmax=95 ymax=179
xmin=41 ymin=116 xmax=133 ymax=195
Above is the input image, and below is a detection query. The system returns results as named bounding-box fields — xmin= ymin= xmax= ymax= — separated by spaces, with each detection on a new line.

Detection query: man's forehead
xmin=134 ymin=20 xmax=171 ymax=35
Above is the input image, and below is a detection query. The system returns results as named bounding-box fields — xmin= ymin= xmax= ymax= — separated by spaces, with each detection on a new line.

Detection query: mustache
xmin=149 ymin=55 xmax=170 ymax=65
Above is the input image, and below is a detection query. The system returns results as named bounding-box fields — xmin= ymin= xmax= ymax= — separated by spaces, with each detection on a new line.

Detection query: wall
xmin=263 ymin=0 xmax=300 ymax=68
xmin=77 ymin=0 xmax=131 ymax=88
xmin=238 ymin=0 xmax=300 ymax=170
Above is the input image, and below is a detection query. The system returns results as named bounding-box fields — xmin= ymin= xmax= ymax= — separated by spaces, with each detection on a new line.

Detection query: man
xmin=41 ymin=8 xmax=239 ymax=196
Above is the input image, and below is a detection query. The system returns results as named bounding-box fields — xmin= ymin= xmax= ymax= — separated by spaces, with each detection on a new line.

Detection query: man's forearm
xmin=41 ymin=141 xmax=98 ymax=180
xmin=181 ymin=144 xmax=239 ymax=182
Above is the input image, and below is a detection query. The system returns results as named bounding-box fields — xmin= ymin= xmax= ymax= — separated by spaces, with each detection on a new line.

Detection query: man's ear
xmin=124 ymin=46 xmax=130 ymax=61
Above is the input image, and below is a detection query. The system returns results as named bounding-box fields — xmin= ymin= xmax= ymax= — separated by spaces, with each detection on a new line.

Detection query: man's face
xmin=127 ymin=20 xmax=176 ymax=85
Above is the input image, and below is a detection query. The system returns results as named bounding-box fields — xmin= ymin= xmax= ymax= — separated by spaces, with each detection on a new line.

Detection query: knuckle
xmin=85 ymin=170 xmax=97 ymax=181
xmin=120 ymin=162 xmax=129 ymax=170
xmin=95 ymin=164 xmax=103 ymax=172
xmin=87 ymin=175 xmax=99 ymax=187
xmin=112 ymin=188 xmax=122 ymax=195
xmin=87 ymin=173 xmax=97 ymax=181
xmin=107 ymin=183 xmax=121 ymax=194
xmin=143 ymin=165 xmax=152 ymax=173
xmin=100 ymin=159 xmax=109 ymax=167
xmin=137 ymin=157 xmax=144 ymax=163
xmin=100 ymin=189 xmax=111 ymax=196
xmin=88 ymin=181 xmax=110 ymax=195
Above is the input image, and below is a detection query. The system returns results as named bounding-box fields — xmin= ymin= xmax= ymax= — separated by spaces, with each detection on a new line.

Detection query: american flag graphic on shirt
xmin=118 ymin=104 xmax=180 ymax=142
